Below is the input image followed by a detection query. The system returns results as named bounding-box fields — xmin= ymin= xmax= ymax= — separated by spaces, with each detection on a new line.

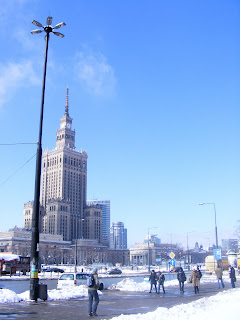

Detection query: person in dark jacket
xmin=229 ymin=265 xmax=236 ymax=288
xmin=177 ymin=267 xmax=186 ymax=292
xmin=149 ymin=270 xmax=157 ymax=293
xmin=157 ymin=271 xmax=165 ymax=294
xmin=196 ymin=266 xmax=202 ymax=290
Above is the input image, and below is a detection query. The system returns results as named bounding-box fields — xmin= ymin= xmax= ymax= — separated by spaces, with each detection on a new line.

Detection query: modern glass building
xmin=110 ymin=222 xmax=127 ymax=249
xmin=87 ymin=200 xmax=110 ymax=246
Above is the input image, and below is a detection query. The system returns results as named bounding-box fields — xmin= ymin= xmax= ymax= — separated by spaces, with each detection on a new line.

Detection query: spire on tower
xmin=65 ymin=85 xmax=69 ymax=115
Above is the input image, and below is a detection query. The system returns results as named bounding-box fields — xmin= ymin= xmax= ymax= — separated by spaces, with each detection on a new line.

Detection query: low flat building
xmin=130 ymin=242 xmax=180 ymax=266
xmin=0 ymin=229 xmax=130 ymax=266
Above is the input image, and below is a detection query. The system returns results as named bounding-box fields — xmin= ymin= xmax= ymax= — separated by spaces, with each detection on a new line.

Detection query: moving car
xmin=106 ymin=268 xmax=122 ymax=275
xmin=45 ymin=267 xmax=64 ymax=273
xmin=57 ymin=272 xmax=104 ymax=290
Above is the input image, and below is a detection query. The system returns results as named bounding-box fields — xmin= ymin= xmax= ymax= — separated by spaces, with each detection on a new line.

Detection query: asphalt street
xmin=0 ymin=281 xmax=235 ymax=320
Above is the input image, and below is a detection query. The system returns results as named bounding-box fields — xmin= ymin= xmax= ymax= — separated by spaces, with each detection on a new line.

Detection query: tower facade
xmin=23 ymin=87 xmax=103 ymax=243
xmin=40 ymin=87 xmax=87 ymax=241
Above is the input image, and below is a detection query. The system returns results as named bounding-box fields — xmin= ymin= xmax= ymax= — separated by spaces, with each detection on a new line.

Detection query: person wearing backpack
xmin=177 ymin=267 xmax=186 ymax=293
xmin=190 ymin=267 xmax=199 ymax=294
xmin=88 ymin=267 xmax=100 ymax=316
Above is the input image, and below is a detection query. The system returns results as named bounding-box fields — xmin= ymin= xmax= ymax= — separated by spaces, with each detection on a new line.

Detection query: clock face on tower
xmin=66 ymin=123 xmax=71 ymax=129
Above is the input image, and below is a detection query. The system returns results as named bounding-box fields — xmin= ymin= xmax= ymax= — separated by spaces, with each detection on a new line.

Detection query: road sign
xmin=156 ymin=258 xmax=162 ymax=262
xmin=168 ymin=252 xmax=175 ymax=259
xmin=170 ymin=259 xmax=175 ymax=266
xmin=213 ymin=248 xmax=222 ymax=260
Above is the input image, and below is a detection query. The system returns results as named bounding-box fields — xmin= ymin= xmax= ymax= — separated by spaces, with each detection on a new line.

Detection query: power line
xmin=0 ymin=142 xmax=38 ymax=145
xmin=0 ymin=153 xmax=36 ymax=187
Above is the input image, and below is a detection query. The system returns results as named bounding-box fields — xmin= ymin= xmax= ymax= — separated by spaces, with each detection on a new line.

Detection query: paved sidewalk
xmin=0 ymin=282 xmax=234 ymax=320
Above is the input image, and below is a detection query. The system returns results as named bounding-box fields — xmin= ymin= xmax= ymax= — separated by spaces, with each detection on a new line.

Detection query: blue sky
xmin=0 ymin=0 xmax=239 ymax=249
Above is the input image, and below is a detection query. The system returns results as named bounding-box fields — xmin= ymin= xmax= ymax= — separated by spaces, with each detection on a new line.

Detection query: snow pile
xmin=109 ymin=278 xmax=150 ymax=291
xmin=108 ymin=278 xmax=179 ymax=291
xmin=0 ymin=285 xmax=104 ymax=303
xmin=0 ymin=289 xmax=21 ymax=303
xmin=109 ymin=288 xmax=240 ymax=320
xmin=18 ymin=285 xmax=93 ymax=301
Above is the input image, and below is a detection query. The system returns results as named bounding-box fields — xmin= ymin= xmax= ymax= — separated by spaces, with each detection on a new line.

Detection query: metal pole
xmin=213 ymin=203 xmax=218 ymax=248
xmin=148 ymin=228 xmax=150 ymax=272
xmin=199 ymin=203 xmax=218 ymax=249
xmin=75 ymin=216 xmax=78 ymax=274
xmin=30 ymin=31 xmax=50 ymax=301
xmin=147 ymin=227 xmax=158 ymax=272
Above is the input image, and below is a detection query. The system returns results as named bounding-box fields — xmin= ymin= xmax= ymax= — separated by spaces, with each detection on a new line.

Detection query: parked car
xmin=57 ymin=272 xmax=104 ymax=290
xmin=106 ymin=268 xmax=122 ymax=275
xmin=45 ymin=267 xmax=64 ymax=273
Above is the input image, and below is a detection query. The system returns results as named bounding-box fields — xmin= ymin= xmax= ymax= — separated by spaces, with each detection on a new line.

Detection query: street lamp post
xmin=75 ymin=218 xmax=85 ymax=273
xmin=30 ymin=17 xmax=65 ymax=301
xmin=167 ymin=233 xmax=173 ymax=250
xmin=147 ymin=227 xmax=158 ymax=272
xmin=186 ymin=231 xmax=194 ymax=267
xmin=75 ymin=216 xmax=78 ymax=274
xmin=199 ymin=203 xmax=218 ymax=248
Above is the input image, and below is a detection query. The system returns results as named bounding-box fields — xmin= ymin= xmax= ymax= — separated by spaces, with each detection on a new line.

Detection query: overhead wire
xmin=0 ymin=153 xmax=36 ymax=186
xmin=0 ymin=142 xmax=38 ymax=145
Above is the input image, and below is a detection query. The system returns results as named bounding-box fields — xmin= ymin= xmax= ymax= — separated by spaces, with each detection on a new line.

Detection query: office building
xmin=87 ymin=200 xmax=110 ymax=246
xmin=110 ymin=222 xmax=127 ymax=249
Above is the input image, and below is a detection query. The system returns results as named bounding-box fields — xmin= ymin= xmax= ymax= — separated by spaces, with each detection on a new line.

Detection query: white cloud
xmin=74 ymin=49 xmax=116 ymax=97
xmin=0 ymin=61 xmax=41 ymax=108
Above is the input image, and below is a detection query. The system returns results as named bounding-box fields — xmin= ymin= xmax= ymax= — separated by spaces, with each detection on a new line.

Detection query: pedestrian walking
xmin=88 ymin=267 xmax=100 ymax=316
xmin=177 ymin=267 xmax=186 ymax=293
xmin=215 ymin=264 xmax=225 ymax=289
xmin=149 ymin=270 xmax=157 ymax=293
xmin=190 ymin=267 xmax=199 ymax=294
xmin=197 ymin=266 xmax=202 ymax=289
xmin=229 ymin=265 xmax=236 ymax=288
xmin=157 ymin=271 xmax=165 ymax=294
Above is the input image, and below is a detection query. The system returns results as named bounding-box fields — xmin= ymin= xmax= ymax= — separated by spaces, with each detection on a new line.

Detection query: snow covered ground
xmin=0 ymin=270 xmax=239 ymax=319
xmin=109 ymin=288 xmax=240 ymax=320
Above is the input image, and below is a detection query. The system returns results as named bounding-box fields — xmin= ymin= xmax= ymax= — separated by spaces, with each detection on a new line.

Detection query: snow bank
xmin=108 ymin=288 xmax=240 ymax=320
xmin=0 ymin=289 xmax=22 ymax=303
xmin=0 ymin=285 xmax=104 ymax=303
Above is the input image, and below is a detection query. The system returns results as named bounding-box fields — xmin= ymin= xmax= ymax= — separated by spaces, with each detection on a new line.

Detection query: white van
xmin=57 ymin=272 xmax=89 ymax=289
xmin=57 ymin=272 xmax=104 ymax=290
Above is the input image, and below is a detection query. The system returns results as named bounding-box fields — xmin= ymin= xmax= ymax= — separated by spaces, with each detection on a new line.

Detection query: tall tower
xmin=56 ymin=86 xmax=75 ymax=150
xmin=39 ymin=87 xmax=88 ymax=240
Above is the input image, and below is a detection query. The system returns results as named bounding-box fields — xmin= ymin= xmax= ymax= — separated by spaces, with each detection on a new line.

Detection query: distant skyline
xmin=0 ymin=1 xmax=239 ymax=250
